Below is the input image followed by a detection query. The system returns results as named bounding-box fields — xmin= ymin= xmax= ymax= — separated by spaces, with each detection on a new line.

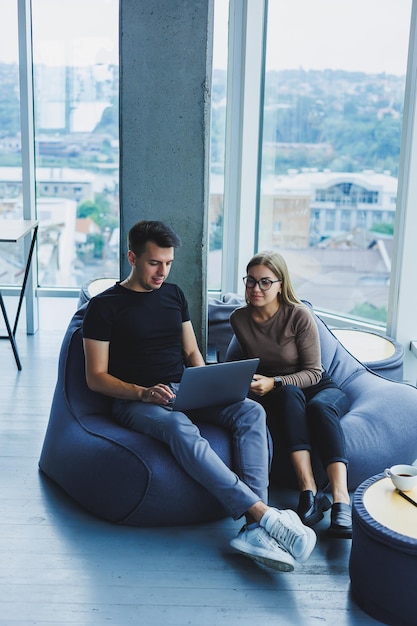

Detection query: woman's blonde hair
xmin=246 ymin=250 xmax=302 ymax=306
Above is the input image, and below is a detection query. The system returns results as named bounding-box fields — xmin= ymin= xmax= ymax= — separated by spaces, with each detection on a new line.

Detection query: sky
xmin=214 ymin=0 xmax=413 ymax=75
xmin=0 ymin=0 xmax=413 ymax=75
xmin=0 ymin=0 xmax=118 ymax=66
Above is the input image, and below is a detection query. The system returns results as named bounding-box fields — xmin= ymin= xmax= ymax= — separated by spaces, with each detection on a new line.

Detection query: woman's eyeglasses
xmin=243 ymin=276 xmax=281 ymax=291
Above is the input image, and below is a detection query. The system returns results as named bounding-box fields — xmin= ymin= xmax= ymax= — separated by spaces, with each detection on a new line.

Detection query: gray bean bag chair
xmin=39 ymin=305 xmax=236 ymax=526
xmin=224 ymin=302 xmax=417 ymax=490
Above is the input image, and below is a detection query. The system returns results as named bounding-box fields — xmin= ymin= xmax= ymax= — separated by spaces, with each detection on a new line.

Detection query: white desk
xmin=0 ymin=219 xmax=39 ymax=370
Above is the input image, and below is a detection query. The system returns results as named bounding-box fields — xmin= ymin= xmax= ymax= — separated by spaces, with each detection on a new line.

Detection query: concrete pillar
xmin=119 ymin=0 xmax=213 ymax=353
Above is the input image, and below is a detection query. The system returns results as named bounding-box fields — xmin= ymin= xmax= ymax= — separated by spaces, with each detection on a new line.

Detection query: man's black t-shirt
xmin=82 ymin=282 xmax=190 ymax=387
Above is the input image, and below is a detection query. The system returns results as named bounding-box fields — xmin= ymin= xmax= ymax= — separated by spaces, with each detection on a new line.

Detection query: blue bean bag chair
xmin=39 ymin=305 xmax=236 ymax=526
xmin=225 ymin=303 xmax=417 ymax=490
xmin=39 ymin=296 xmax=417 ymax=524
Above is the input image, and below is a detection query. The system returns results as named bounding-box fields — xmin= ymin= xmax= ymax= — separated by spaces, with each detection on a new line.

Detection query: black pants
xmin=254 ymin=378 xmax=350 ymax=472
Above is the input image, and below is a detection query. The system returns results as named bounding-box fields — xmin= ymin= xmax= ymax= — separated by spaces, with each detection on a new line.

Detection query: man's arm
xmin=83 ymin=338 xmax=174 ymax=403
xmin=182 ymin=320 xmax=205 ymax=367
xmin=83 ymin=337 xmax=144 ymax=400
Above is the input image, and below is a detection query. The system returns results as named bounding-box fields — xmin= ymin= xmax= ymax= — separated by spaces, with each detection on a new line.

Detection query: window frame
xmin=9 ymin=0 xmax=417 ymax=384
xmin=219 ymin=0 xmax=417 ymax=382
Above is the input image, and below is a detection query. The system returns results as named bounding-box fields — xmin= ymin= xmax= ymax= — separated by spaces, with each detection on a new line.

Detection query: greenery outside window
xmin=258 ymin=0 xmax=412 ymax=326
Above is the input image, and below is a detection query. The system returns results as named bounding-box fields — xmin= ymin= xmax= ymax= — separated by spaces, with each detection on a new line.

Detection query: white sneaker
xmin=260 ymin=508 xmax=316 ymax=564
xmin=230 ymin=524 xmax=295 ymax=572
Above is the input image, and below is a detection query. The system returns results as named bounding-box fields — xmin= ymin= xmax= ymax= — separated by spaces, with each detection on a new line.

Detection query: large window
xmin=258 ymin=0 xmax=412 ymax=325
xmin=32 ymin=0 xmax=119 ymax=288
xmin=0 ymin=0 xmax=119 ymax=290
xmin=0 ymin=0 xmax=23 ymax=286
xmin=208 ymin=0 xmax=229 ymax=291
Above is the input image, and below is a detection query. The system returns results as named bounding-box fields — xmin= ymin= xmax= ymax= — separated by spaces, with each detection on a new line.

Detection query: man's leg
xmin=112 ymin=398 xmax=260 ymax=520
xmin=189 ymin=398 xmax=269 ymax=507
xmin=112 ymin=398 xmax=315 ymax=569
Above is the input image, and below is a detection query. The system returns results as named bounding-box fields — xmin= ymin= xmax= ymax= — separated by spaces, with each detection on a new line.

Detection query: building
xmin=0 ymin=166 xmax=94 ymax=206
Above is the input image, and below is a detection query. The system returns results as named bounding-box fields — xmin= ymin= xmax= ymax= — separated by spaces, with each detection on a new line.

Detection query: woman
xmin=230 ymin=250 xmax=352 ymax=538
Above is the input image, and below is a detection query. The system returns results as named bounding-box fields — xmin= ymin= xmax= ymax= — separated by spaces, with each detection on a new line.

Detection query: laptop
xmin=170 ymin=358 xmax=260 ymax=411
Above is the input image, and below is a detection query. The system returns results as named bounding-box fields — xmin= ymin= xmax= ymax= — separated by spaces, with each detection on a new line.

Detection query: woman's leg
xmin=326 ymin=461 xmax=350 ymax=504
xmin=306 ymin=388 xmax=350 ymax=503
xmin=265 ymin=385 xmax=317 ymax=491
xmin=306 ymin=388 xmax=352 ymax=536
xmin=263 ymin=385 xmax=332 ymax=526
xmin=290 ymin=449 xmax=317 ymax=493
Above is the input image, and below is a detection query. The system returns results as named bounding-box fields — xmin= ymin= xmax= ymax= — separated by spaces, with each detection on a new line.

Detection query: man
xmin=82 ymin=220 xmax=316 ymax=572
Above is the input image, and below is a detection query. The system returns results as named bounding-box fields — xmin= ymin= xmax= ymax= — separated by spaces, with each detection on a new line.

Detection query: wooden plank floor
xmin=0 ymin=301 xmax=384 ymax=626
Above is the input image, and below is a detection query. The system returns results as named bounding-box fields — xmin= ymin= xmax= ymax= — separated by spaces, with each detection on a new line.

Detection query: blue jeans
xmin=258 ymin=384 xmax=350 ymax=469
xmin=112 ymin=396 xmax=269 ymax=520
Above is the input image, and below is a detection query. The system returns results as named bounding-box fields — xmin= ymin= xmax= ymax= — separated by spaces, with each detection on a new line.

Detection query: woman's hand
xmin=250 ymin=374 xmax=275 ymax=397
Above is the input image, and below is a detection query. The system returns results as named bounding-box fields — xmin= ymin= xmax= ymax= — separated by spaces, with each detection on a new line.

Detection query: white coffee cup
xmin=384 ymin=464 xmax=417 ymax=491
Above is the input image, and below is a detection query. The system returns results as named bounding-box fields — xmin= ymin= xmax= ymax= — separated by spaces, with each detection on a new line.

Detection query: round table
xmin=332 ymin=329 xmax=404 ymax=381
xmin=350 ymin=473 xmax=417 ymax=625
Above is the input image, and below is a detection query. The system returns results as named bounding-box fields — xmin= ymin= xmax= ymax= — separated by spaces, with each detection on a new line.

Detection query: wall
xmin=119 ymin=0 xmax=213 ymax=354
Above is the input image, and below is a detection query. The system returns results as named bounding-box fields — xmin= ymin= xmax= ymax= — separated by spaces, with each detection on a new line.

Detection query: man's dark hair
xmin=128 ymin=220 xmax=182 ymax=256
